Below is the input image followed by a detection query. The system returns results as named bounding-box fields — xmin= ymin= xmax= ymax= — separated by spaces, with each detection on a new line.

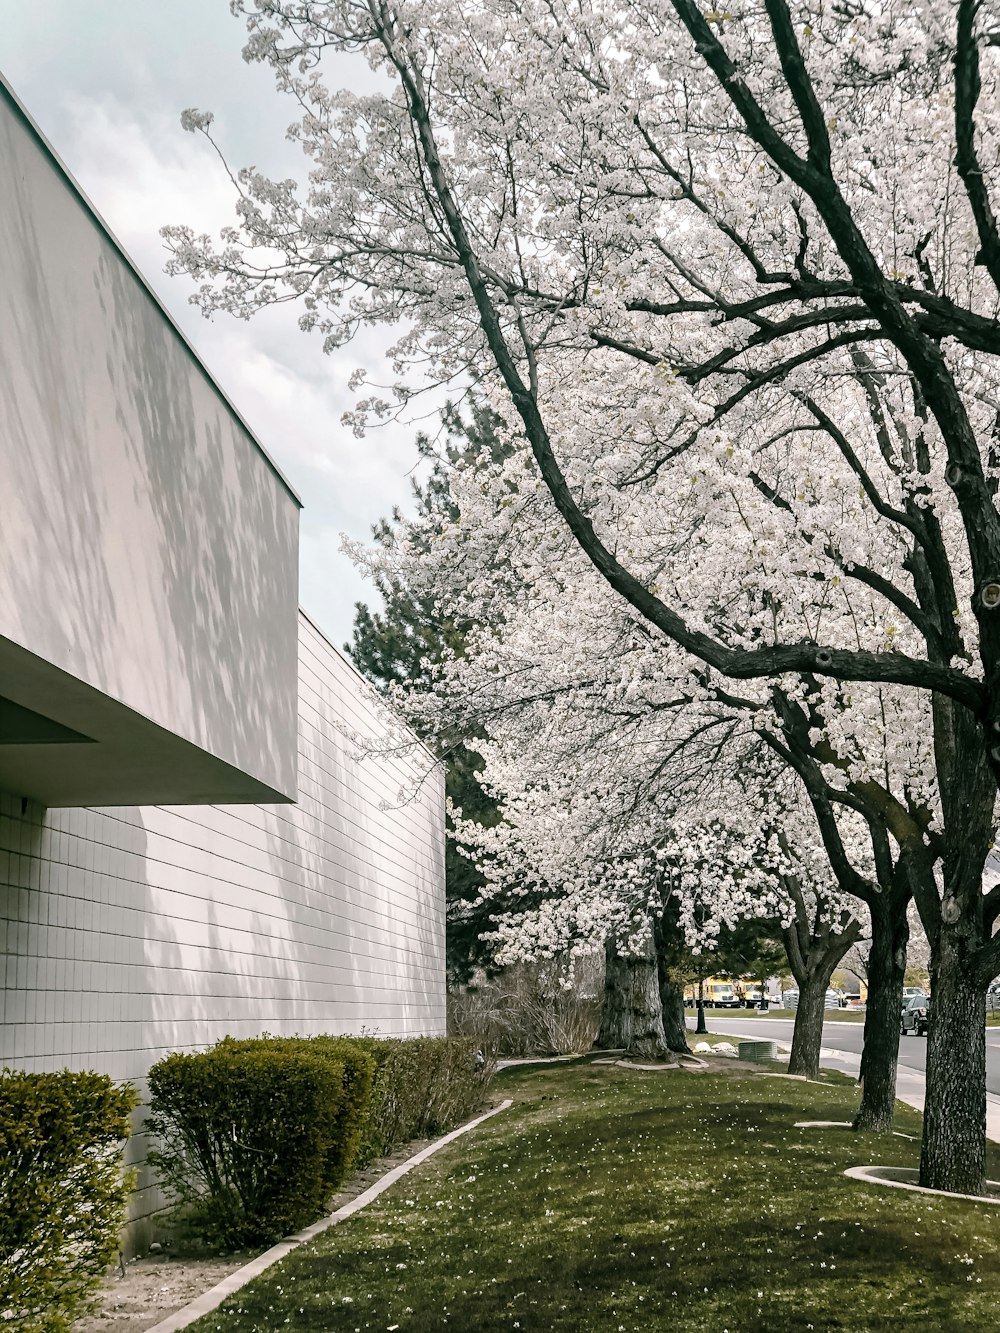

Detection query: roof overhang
xmin=0 ymin=635 xmax=292 ymax=807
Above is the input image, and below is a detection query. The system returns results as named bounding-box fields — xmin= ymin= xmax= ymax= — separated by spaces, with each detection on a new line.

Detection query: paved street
xmin=697 ymin=1014 xmax=1000 ymax=1140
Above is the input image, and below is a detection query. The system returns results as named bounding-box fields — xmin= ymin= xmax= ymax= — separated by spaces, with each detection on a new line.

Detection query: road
xmin=698 ymin=1014 xmax=1000 ymax=1097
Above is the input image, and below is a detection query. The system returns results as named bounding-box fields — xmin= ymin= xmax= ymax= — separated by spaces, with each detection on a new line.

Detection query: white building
xmin=0 ymin=74 xmax=445 ymax=1243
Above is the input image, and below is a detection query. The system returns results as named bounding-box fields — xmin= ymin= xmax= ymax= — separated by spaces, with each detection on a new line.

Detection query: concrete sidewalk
xmin=812 ymin=1044 xmax=1000 ymax=1144
xmin=719 ymin=1031 xmax=1000 ymax=1144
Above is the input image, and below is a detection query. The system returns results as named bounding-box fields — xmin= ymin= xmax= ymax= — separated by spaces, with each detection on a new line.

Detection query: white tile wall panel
xmin=0 ymin=612 xmax=445 ymax=1244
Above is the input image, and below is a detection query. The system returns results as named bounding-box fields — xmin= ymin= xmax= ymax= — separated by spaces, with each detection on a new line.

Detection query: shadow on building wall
xmin=0 ymin=151 xmax=122 ymax=685
xmin=99 ymin=250 xmax=298 ymax=792
xmin=0 ymin=794 xmax=155 ymax=1247
xmin=1 ymin=119 xmax=297 ymax=796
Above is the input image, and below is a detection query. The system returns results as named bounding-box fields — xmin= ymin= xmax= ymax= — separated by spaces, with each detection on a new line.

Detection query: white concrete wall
xmin=0 ymin=613 xmax=446 ymax=1236
xmin=0 ymin=79 xmax=299 ymax=801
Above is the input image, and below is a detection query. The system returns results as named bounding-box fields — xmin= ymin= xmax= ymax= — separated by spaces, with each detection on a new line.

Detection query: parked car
xmin=840 ymin=992 xmax=864 ymax=1009
xmin=901 ymin=995 xmax=930 ymax=1036
xmin=988 ymin=985 xmax=1000 ymax=1015
xmin=780 ymin=989 xmax=839 ymax=1011
xmin=901 ymin=987 xmax=928 ymax=1022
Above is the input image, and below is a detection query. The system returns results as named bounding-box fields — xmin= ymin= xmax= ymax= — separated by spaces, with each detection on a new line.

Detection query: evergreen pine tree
xmin=348 ymin=402 xmax=509 ymax=984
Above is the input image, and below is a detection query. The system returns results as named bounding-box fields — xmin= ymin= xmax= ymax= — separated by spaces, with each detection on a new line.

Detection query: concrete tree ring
xmin=845 ymin=1164 xmax=1000 ymax=1204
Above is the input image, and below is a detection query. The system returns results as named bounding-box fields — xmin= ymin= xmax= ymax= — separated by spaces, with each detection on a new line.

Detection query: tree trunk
xmin=653 ymin=894 xmax=692 ymax=1053
xmin=595 ymin=927 xmax=670 ymax=1060
xmin=853 ymin=898 xmax=907 ymax=1134
xmin=779 ymin=876 xmax=861 ymax=1082
xmin=787 ymin=974 xmax=827 ymax=1079
xmin=659 ymin=970 xmax=692 ymax=1054
xmin=596 ymin=937 xmax=629 ymax=1049
xmin=919 ymin=923 xmax=987 ymax=1194
xmin=912 ymin=692 xmax=995 ymax=1193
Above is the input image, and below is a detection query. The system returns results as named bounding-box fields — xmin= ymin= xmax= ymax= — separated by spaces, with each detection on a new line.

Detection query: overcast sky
xmin=3 ymin=2 xmax=430 ymax=650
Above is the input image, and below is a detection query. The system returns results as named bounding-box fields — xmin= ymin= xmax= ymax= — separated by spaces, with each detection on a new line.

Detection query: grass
xmin=688 ymin=1032 xmax=751 ymax=1049
xmin=717 ymin=1007 xmax=1000 ymax=1027
xmin=190 ymin=1055 xmax=1000 ymax=1333
xmin=706 ymin=1007 xmax=867 ymax=1023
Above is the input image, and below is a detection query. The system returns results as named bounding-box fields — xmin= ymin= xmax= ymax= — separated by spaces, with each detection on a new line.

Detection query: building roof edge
xmin=0 ymin=70 xmax=304 ymax=510
xmin=297 ymin=606 xmax=441 ymax=769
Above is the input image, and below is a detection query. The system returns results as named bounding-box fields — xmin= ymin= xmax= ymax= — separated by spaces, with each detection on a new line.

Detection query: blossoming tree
xmin=166 ymin=0 xmax=1000 ymax=1194
xmin=440 ymin=633 xmax=867 ymax=1081
xmin=352 ymin=398 xmax=923 ymax=1125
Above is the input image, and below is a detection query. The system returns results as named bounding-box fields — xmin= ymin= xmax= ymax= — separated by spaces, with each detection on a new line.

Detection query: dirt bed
xmin=77 ymin=1139 xmax=435 ymax=1333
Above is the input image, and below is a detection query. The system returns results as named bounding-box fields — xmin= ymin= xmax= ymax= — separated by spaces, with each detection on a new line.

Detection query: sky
xmin=3 ymin=2 xmax=431 ymax=650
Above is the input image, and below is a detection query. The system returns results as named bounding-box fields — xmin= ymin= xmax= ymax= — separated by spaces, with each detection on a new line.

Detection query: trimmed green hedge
xmin=354 ymin=1035 xmax=492 ymax=1162
xmin=147 ymin=1034 xmax=493 ymax=1248
xmin=216 ymin=1035 xmax=375 ymax=1194
xmin=147 ymin=1044 xmax=363 ymax=1248
xmin=0 ymin=1068 xmax=138 ymax=1332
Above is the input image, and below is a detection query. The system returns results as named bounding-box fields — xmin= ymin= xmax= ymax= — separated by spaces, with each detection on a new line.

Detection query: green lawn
xmin=728 ymin=1006 xmax=1000 ymax=1027
xmin=721 ymin=1007 xmax=1000 ymax=1028
xmin=705 ymin=1007 xmax=867 ymax=1023
xmin=191 ymin=1056 xmax=1000 ymax=1333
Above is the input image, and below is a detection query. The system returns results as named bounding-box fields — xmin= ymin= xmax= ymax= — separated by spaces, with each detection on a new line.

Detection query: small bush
xmin=449 ymin=956 xmax=602 ymax=1056
xmin=147 ymin=1044 xmax=360 ymax=1248
xmin=217 ymin=1036 xmax=374 ymax=1193
xmin=147 ymin=1033 xmax=491 ymax=1247
xmin=0 ymin=1068 xmax=138 ymax=1332
xmin=355 ymin=1035 xmax=494 ymax=1162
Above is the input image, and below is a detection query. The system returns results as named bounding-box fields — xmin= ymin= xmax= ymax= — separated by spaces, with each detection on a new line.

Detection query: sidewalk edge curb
xmin=145 ymin=1098 xmax=514 ymax=1332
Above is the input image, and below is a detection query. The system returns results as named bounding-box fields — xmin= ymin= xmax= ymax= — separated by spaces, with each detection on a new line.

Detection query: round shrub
xmin=147 ymin=1044 xmax=361 ymax=1248
xmin=0 ymin=1068 xmax=138 ymax=1332
xmin=216 ymin=1035 xmax=375 ymax=1194
xmin=353 ymin=1035 xmax=494 ymax=1162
